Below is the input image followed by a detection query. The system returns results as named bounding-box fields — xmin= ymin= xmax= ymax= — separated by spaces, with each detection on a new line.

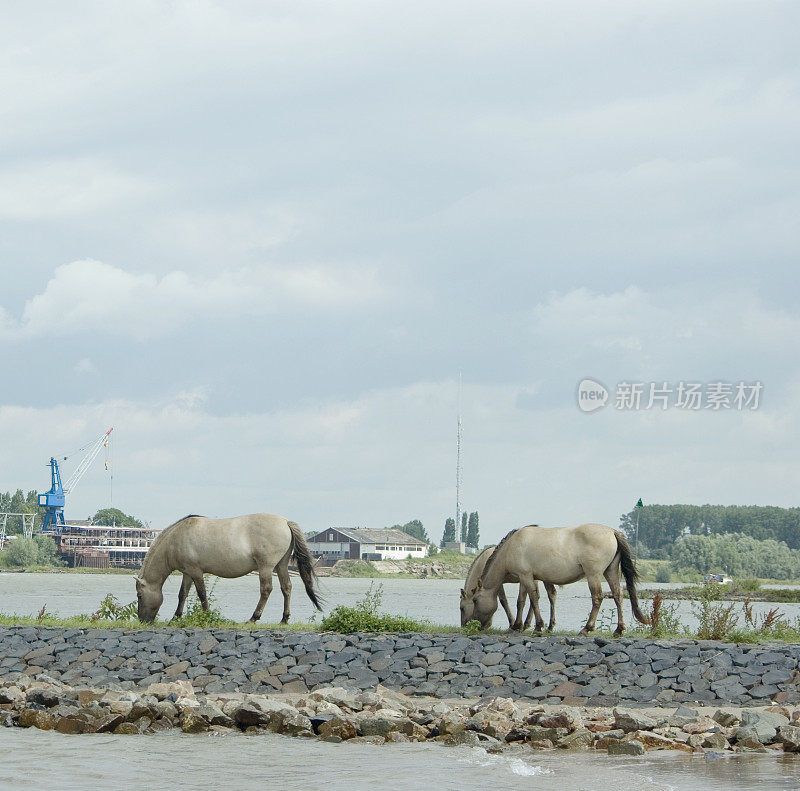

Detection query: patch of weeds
xmin=692 ymin=582 xmax=739 ymax=640
xmin=648 ymin=592 xmax=684 ymax=638
xmin=92 ymin=593 xmax=137 ymax=621
xmin=462 ymin=619 xmax=481 ymax=636
xmin=594 ymin=609 xmax=617 ymax=635
xmin=321 ymin=582 xmax=429 ymax=633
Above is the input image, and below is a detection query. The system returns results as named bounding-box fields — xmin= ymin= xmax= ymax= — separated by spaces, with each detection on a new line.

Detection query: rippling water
xmin=2 ymin=729 xmax=800 ymax=791
xmin=1 ymin=573 xmax=799 ymax=632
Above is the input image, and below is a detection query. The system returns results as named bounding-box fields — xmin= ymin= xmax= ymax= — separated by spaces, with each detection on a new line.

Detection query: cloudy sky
xmin=1 ymin=1 xmax=799 ymax=543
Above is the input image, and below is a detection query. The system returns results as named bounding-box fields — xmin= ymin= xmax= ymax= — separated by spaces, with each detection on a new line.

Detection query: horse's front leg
xmin=511 ymin=586 xmax=528 ymax=631
xmin=498 ymin=585 xmax=515 ymax=627
xmin=249 ymin=566 xmax=274 ymax=623
xmin=519 ymin=576 xmax=544 ymax=633
xmin=527 ymin=581 xmax=545 ymax=633
xmin=172 ymin=574 xmax=192 ymax=619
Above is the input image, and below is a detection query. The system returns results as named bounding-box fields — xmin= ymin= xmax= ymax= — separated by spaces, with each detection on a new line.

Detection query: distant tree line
xmin=440 ymin=511 xmax=479 ymax=550
xmin=668 ymin=533 xmax=800 ymax=580
xmin=620 ymin=504 xmax=800 ymax=556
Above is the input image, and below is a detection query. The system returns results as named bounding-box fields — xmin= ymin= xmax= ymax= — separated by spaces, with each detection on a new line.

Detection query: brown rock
xmin=540 ymin=707 xmax=582 ymax=732
xmin=528 ymin=739 xmax=554 ymax=749
xmin=556 ymin=729 xmax=594 ymax=749
xmin=181 ymin=709 xmax=209 ymax=734
xmin=318 ymin=716 xmax=358 ymax=740
xmin=77 ymin=689 xmax=103 ymax=706
xmin=94 ymin=714 xmax=126 ymax=733
xmin=633 ymin=731 xmax=681 ymax=750
xmin=19 ymin=709 xmax=55 ymax=730
xmin=702 ymin=732 xmax=729 ymax=750
xmin=55 ymin=716 xmax=88 ymax=735
xmin=113 ymin=722 xmax=142 ymax=735
xmin=595 ymin=736 xmax=623 ymax=750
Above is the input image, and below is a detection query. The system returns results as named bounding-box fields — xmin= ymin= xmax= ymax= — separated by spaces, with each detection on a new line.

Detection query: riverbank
xmin=3 ymin=675 xmax=800 ymax=758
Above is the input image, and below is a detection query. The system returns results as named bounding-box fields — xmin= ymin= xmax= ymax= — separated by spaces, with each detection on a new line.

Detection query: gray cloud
xmin=1 ymin=1 xmax=799 ymax=540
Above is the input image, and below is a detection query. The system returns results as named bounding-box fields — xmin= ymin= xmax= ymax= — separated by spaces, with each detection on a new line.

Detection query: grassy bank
xmin=3 ymin=582 xmax=800 ymax=644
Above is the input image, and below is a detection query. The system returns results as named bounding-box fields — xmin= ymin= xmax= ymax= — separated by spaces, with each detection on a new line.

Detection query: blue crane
xmin=39 ymin=428 xmax=113 ymax=533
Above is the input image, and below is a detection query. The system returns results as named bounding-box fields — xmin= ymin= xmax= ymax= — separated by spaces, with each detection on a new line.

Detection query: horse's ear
xmin=476 ymin=579 xmax=483 ymax=590
xmin=459 ymin=588 xmax=466 ymax=598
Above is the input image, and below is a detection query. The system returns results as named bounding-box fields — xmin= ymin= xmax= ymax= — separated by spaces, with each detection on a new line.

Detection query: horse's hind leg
xmin=173 ymin=574 xmax=192 ymax=619
xmin=190 ymin=574 xmax=209 ymax=611
xmin=249 ymin=565 xmax=274 ymax=623
xmin=544 ymin=582 xmax=557 ymax=631
xmin=604 ymin=560 xmax=625 ymax=636
xmin=580 ymin=575 xmax=603 ymax=635
xmin=276 ymin=553 xmax=292 ymax=624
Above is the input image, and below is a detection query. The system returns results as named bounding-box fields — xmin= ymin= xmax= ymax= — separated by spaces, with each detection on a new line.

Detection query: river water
xmin=1 ymin=573 xmax=799 ymax=632
xmin=2 ymin=728 xmax=800 ymax=791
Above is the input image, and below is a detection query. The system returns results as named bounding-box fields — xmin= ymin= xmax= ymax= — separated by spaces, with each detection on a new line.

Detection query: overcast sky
xmin=1 ymin=1 xmax=799 ymax=544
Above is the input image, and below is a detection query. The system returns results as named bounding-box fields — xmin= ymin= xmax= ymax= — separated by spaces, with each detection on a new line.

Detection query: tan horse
xmin=471 ymin=523 xmax=650 ymax=635
xmin=136 ymin=513 xmax=322 ymax=623
xmin=460 ymin=545 xmax=557 ymax=632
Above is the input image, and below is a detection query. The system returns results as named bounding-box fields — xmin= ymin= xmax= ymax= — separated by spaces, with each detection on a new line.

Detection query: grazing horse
xmin=471 ymin=523 xmax=650 ymax=635
xmin=136 ymin=513 xmax=322 ymax=623
xmin=460 ymin=544 xmax=557 ymax=632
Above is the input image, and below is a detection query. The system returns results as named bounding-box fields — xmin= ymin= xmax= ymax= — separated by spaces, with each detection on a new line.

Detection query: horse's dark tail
xmin=288 ymin=521 xmax=323 ymax=611
xmin=616 ymin=531 xmax=651 ymax=625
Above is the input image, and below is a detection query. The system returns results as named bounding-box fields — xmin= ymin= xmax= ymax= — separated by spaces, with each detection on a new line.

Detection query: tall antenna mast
xmin=456 ymin=372 xmax=462 ymax=543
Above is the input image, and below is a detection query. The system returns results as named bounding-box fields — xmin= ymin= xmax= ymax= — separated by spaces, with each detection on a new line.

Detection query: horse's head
xmin=136 ymin=576 xmax=163 ymax=622
xmin=471 ymin=579 xmax=498 ymax=630
xmin=459 ymin=586 xmax=476 ymax=626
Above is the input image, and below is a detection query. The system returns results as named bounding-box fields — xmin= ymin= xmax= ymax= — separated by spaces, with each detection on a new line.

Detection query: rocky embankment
xmin=2 ymin=627 xmax=799 ymax=708
xmin=3 ymin=676 xmax=800 ymax=756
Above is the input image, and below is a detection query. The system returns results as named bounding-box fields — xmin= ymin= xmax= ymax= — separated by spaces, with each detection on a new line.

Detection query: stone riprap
xmin=1 ymin=627 xmax=799 ymax=707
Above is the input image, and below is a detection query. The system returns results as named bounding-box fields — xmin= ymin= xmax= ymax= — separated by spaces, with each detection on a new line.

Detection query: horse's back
xmin=167 ymin=513 xmax=293 ymax=576
xmin=513 ymin=523 xmax=618 ymax=581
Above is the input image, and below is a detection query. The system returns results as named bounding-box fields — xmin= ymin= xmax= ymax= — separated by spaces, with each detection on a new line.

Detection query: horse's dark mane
xmin=480 ymin=524 xmax=538 ymax=581
xmin=465 ymin=545 xmax=494 ymax=584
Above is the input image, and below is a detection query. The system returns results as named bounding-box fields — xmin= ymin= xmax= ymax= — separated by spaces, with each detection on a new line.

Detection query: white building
xmin=306 ymin=527 xmax=429 ymax=561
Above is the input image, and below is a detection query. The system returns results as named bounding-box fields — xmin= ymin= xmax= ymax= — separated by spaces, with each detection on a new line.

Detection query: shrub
xmin=321 ymin=583 xmax=427 ymax=633
xmin=692 ymin=582 xmax=739 ymax=640
xmin=92 ymin=594 xmax=137 ymax=621
xmin=4 ymin=538 xmax=39 ymax=567
xmin=655 ymin=565 xmax=672 ymax=583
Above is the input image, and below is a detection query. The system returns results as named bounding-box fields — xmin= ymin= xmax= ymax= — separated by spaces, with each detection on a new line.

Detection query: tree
xmin=466 ymin=511 xmax=479 ymax=548
xmin=460 ymin=512 xmax=468 ymax=543
xmin=401 ymin=520 xmax=428 ymax=543
xmin=92 ymin=508 xmax=143 ymax=528
xmin=5 ymin=538 xmax=39 ymax=567
xmin=440 ymin=517 xmax=456 ymax=548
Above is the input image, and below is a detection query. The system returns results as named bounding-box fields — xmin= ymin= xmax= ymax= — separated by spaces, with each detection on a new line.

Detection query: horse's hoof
xmin=613 ymin=627 xmax=624 ymax=637
xmin=579 ymin=628 xmax=591 ymax=636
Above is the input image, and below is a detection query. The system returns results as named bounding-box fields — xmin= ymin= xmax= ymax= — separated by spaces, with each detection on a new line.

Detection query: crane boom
xmin=64 ymin=428 xmax=113 ymax=493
